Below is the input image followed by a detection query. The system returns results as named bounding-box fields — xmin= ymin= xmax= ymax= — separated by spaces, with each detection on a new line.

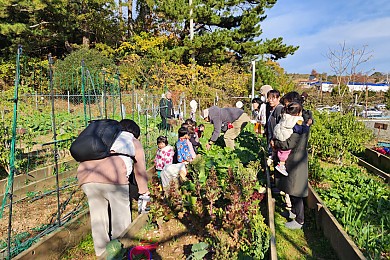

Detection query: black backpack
xmin=70 ymin=119 xmax=123 ymax=162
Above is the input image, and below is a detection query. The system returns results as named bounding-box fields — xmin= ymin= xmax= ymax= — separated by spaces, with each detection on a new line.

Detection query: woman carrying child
xmin=273 ymin=102 xmax=309 ymax=176
xmin=271 ymin=91 xmax=312 ymax=230
xmin=77 ymin=120 xmax=149 ymax=256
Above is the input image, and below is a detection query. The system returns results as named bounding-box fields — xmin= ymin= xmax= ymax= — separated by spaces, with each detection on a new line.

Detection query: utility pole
xmin=189 ymin=0 xmax=195 ymax=96
xmin=365 ymin=75 xmax=368 ymax=118
xmin=251 ymin=60 xmax=255 ymax=103
xmin=189 ymin=0 xmax=194 ymax=42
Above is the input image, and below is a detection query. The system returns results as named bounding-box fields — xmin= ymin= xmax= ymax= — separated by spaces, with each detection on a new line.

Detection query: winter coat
xmin=159 ymin=98 xmax=174 ymax=119
xmin=154 ymin=145 xmax=175 ymax=171
xmin=208 ymin=106 xmax=244 ymax=142
xmin=265 ymin=104 xmax=283 ymax=144
xmin=176 ymin=138 xmax=195 ymax=163
xmin=273 ymin=114 xmax=304 ymax=141
xmin=274 ymin=131 xmax=309 ymax=197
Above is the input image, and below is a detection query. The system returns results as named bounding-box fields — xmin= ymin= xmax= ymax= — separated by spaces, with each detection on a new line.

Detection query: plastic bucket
xmin=128 ymin=246 xmax=152 ymax=260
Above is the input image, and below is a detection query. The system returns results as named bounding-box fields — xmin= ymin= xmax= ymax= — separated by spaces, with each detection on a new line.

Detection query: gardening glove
xmin=137 ymin=193 xmax=151 ymax=214
xmin=267 ymin=156 xmax=273 ymax=167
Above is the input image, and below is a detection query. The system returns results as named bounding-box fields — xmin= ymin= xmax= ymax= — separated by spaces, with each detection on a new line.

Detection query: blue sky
xmin=260 ymin=0 xmax=390 ymax=75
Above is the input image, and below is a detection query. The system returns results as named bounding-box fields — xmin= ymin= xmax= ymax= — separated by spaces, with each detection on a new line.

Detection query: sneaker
xmin=275 ymin=163 xmax=288 ymax=176
xmin=284 ymin=220 xmax=303 ymax=230
xmin=280 ymin=210 xmax=296 ymax=219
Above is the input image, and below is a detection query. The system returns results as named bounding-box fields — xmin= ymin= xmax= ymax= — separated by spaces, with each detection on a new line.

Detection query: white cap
xmin=190 ymin=100 xmax=198 ymax=109
xmin=260 ymin=85 xmax=273 ymax=96
xmin=201 ymin=109 xmax=209 ymax=119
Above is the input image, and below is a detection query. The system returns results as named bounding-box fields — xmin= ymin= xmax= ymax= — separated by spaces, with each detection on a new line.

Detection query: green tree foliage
xmin=54 ymin=48 xmax=116 ymax=93
xmin=0 ymin=0 xmax=120 ymax=58
xmin=256 ymin=59 xmax=294 ymax=94
xmin=152 ymin=0 xmax=299 ymax=65
xmin=385 ymin=86 xmax=390 ymax=108
xmin=0 ymin=61 xmax=16 ymax=90
xmin=119 ymin=56 xmax=250 ymax=100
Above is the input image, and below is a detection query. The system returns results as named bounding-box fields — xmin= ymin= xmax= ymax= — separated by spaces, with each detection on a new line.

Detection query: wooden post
xmin=67 ymin=91 xmax=70 ymax=113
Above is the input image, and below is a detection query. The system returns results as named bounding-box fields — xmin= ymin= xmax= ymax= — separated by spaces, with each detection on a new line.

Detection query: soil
xmin=137 ymin=218 xmax=202 ymax=259
xmin=61 ymin=206 xmax=203 ymax=260
xmin=0 ymin=183 xmax=86 ymax=255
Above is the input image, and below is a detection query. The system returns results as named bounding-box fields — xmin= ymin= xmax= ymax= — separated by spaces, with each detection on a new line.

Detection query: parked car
xmin=316 ymin=106 xmax=339 ymax=113
xmin=375 ymin=104 xmax=387 ymax=110
xmin=359 ymin=108 xmax=383 ymax=117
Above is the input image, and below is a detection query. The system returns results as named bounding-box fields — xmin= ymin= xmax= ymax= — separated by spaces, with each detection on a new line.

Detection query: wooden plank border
xmin=364 ymin=147 xmax=390 ymax=173
xmin=11 ymin=167 xmax=155 ymax=259
xmin=13 ymin=210 xmax=91 ymax=260
xmin=0 ymin=159 xmax=78 ymax=204
xmin=307 ymin=184 xmax=366 ymax=260
xmin=0 ymin=159 xmax=77 ymax=195
xmin=0 ymin=169 xmax=77 ymax=204
xmin=356 ymin=156 xmax=389 ymax=183
xmin=265 ymin=157 xmax=277 ymax=260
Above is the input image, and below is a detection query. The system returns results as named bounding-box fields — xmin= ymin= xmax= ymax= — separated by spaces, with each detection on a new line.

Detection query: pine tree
xmin=152 ymin=0 xmax=299 ymax=65
xmin=0 ymin=0 xmax=121 ymax=58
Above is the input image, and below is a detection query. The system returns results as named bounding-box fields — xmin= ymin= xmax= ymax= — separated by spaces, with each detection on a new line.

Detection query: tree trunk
xmin=127 ymin=0 xmax=133 ymax=38
xmin=118 ymin=0 xmax=126 ymax=41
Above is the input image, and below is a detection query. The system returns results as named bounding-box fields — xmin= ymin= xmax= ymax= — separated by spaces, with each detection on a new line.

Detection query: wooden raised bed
xmin=307 ymin=184 xmax=366 ymax=260
xmin=364 ymin=147 xmax=390 ymax=173
xmin=0 ymin=159 xmax=78 ymax=203
xmin=12 ymin=210 xmax=148 ymax=260
xmin=7 ymin=167 xmax=153 ymax=259
xmin=356 ymin=156 xmax=389 ymax=183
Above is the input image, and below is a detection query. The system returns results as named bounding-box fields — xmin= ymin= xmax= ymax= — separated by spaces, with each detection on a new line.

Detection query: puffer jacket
xmin=273 ymin=114 xmax=303 ymax=141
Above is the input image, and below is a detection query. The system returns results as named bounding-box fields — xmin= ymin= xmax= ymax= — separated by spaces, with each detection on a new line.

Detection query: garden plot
xmin=313 ymin=164 xmax=389 ymax=259
xmin=0 ymin=170 xmax=87 ymax=258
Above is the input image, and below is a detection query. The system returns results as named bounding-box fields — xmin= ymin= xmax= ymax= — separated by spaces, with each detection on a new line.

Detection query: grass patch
xmin=61 ymin=233 xmax=95 ymax=260
xmin=274 ymin=195 xmax=338 ymax=260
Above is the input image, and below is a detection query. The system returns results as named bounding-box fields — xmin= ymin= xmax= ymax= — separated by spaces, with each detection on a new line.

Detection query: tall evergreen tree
xmin=0 ymin=0 xmax=121 ymax=58
xmin=152 ymin=0 xmax=298 ymax=65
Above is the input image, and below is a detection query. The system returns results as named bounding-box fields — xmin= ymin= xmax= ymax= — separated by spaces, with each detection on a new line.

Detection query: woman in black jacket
xmin=272 ymin=91 xmax=313 ymax=229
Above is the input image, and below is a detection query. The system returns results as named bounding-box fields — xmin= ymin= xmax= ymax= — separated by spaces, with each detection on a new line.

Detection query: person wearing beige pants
xmin=77 ymin=120 xmax=150 ymax=257
xmin=202 ymin=106 xmax=250 ymax=150
xmin=223 ymin=112 xmax=251 ymax=148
